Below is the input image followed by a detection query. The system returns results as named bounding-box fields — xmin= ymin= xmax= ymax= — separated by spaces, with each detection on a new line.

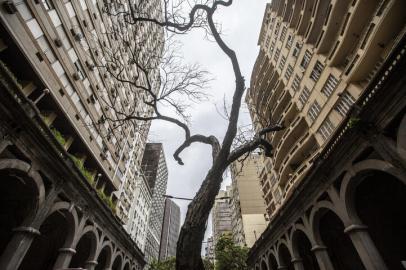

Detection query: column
xmin=291 ymin=257 xmax=305 ymax=270
xmin=311 ymin=245 xmax=335 ymax=270
xmin=0 ymin=187 xmax=59 ymax=270
xmin=0 ymin=227 xmax=40 ymax=270
xmin=52 ymin=247 xmax=76 ymax=270
xmin=85 ymin=260 xmax=98 ymax=270
xmin=344 ymin=224 xmax=388 ymax=270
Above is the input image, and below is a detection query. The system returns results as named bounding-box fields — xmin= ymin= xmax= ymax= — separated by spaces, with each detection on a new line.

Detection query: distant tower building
xmin=229 ymin=153 xmax=269 ymax=247
xmin=142 ymin=143 xmax=169 ymax=263
xmin=159 ymin=198 xmax=181 ymax=260
xmin=205 ymin=236 xmax=215 ymax=263
xmin=212 ymin=187 xmax=233 ymax=246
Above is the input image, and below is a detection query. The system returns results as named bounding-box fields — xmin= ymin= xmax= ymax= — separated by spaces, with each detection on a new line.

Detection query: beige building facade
xmin=246 ymin=0 xmax=406 ymax=218
xmin=230 ymin=154 xmax=269 ymax=247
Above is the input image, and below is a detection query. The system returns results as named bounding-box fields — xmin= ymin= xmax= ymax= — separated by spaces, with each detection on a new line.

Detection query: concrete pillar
xmin=53 ymin=247 xmax=76 ymax=270
xmin=344 ymin=224 xmax=388 ymax=270
xmin=84 ymin=260 xmax=98 ymax=270
xmin=0 ymin=187 xmax=59 ymax=270
xmin=0 ymin=227 xmax=40 ymax=270
xmin=291 ymin=257 xmax=305 ymax=270
xmin=311 ymin=245 xmax=335 ymax=270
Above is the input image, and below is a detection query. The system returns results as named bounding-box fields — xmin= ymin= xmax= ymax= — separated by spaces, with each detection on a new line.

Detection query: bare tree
xmin=95 ymin=1 xmax=284 ymax=269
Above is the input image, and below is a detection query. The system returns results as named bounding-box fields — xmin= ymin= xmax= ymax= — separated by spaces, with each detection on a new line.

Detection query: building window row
xmin=318 ymin=117 xmax=336 ymax=141
xmin=307 ymin=101 xmax=321 ymax=123
xmin=292 ymin=75 xmax=301 ymax=92
xmin=286 ymin=34 xmax=293 ymax=50
xmin=310 ymin=61 xmax=324 ymax=82
xmin=321 ymin=74 xmax=339 ymax=97
xmin=292 ymin=42 xmax=302 ymax=58
xmin=335 ymin=91 xmax=356 ymax=117
xmin=279 ymin=56 xmax=286 ymax=71
xmin=300 ymin=49 xmax=312 ymax=69
xmin=285 ymin=65 xmax=293 ymax=81
xmin=299 ymin=87 xmax=311 ymax=107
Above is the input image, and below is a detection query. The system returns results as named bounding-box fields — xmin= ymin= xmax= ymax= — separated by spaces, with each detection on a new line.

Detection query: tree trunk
xmin=176 ymin=160 xmax=225 ymax=270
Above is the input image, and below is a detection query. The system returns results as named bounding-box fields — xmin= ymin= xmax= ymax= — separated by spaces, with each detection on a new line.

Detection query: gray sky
xmin=148 ymin=0 xmax=268 ymax=246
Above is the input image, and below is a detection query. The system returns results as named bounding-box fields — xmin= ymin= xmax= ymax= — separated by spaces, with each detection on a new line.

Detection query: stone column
xmin=52 ymin=247 xmax=76 ymax=270
xmin=344 ymin=224 xmax=388 ymax=270
xmin=0 ymin=187 xmax=59 ymax=270
xmin=84 ymin=260 xmax=98 ymax=270
xmin=277 ymin=266 xmax=288 ymax=270
xmin=0 ymin=227 xmax=40 ymax=270
xmin=311 ymin=245 xmax=335 ymax=270
xmin=291 ymin=257 xmax=305 ymax=270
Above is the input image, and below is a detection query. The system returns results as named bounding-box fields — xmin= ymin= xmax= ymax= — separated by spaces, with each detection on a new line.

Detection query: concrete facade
xmin=212 ymin=187 xmax=233 ymax=247
xmin=230 ymin=154 xmax=269 ymax=247
xmin=159 ymin=198 xmax=180 ymax=261
xmin=141 ymin=143 xmax=169 ymax=264
xmin=246 ymin=0 xmax=406 ymax=221
xmin=246 ymin=2 xmax=406 ymax=269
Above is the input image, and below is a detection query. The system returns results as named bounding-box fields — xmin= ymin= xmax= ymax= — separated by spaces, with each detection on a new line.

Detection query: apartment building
xmin=247 ymin=1 xmax=406 ymax=270
xmin=0 ymin=0 xmax=164 ymax=269
xmin=141 ymin=143 xmax=169 ymax=263
xmin=159 ymin=198 xmax=181 ymax=261
xmin=204 ymin=236 xmax=215 ymax=264
xmin=246 ymin=0 xmax=406 ymax=218
xmin=229 ymin=154 xmax=269 ymax=247
xmin=212 ymin=187 xmax=233 ymax=246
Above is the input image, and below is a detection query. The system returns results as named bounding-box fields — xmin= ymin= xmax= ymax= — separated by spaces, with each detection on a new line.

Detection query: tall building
xmin=246 ymin=0 xmax=406 ymax=219
xmin=229 ymin=154 xmax=269 ymax=247
xmin=142 ymin=143 xmax=169 ymax=263
xmin=204 ymin=236 xmax=215 ymax=264
xmin=246 ymin=1 xmax=406 ymax=270
xmin=0 ymin=0 xmax=163 ymax=269
xmin=159 ymin=198 xmax=181 ymax=260
xmin=212 ymin=187 xmax=233 ymax=246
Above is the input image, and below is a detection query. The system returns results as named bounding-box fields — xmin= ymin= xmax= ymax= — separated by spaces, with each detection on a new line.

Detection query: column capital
xmin=12 ymin=226 xmax=40 ymax=235
xmin=58 ymin=247 xmax=76 ymax=254
xmin=291 ymin=257 xmax=303 ymax=263
xmin=311 ymin=245 xmax=327 ymax=252
xmin=85 ymin=260 xmax=98 ymax=265
xmin=344 ymin=224 xmax=368 ymax=234
xmin=278 ymin=266 xmax=288 ymax=270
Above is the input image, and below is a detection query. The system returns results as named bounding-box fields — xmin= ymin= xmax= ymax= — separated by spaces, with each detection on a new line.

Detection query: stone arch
xmin=111 ymin=251 xmax=124 ymax=270
xmin=318 ymin=209 xmax=365 ymax=270
xmin=309 ymin=201 xmax=342 ymax=245
xmin=260 ymin=258 xmax=268 ymax=270
xmin=95 ymin=241 xmax=114 ymax=270
xmin=340 ymin=159 xmax=406 ymax=223
xmin=268 ymin=250 xmax=279 ymax=270
xmin=18 ymin=201 xmax=78 ymax=270
xmin=122 ymin=258 xmax=131 ymax=270
xmin=290 ymin=228 xmax=320 ymax=270
xmin=69 ymin=225 xmax=99 ymax=268
xmin=277 ymin=242 xmax=294 ymax=270
xmin=397 ymin=113 xmax=406 ymax=158
xmin=0 ymin=158 xmax=46 ymax=256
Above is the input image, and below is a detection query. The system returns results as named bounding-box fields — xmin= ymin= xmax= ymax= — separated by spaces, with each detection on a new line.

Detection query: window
xmin=280 ymin=26 xmax=287 ymax=41
xmin=318 ymin=118 xmax=336 ymax=141
xmin=321 ymin=75 xmax=339 ymax=97
xmin=279 ymin=56 xmax=286 ymax=70
xmin=335 ymin=91 xmax=356 ymax=117
xmin=285 ymin=65 xmax=293 ymax=81
xmin=299 ymin=87 xmax=311 ymax=107
xmin=286 ymin=35 xmax=293 ymax=49
xmin=74 ymin=61 xmax=86 ymax=80
xmin=300 ymin=50 xmax=312 ymax=69
xmin=274 ymin=48 xmax=280 ymax=62
xmin=270 ymin=40 xmax=276 ymax=53
xmin=41 ymin=0 xmax=54 ymax=10
xmin=292 ymin=75 xmax=301 ymax=92
xmin=292 ymin=42 xmax=302 ymax=58
xmin=310 ymin=61 xmax=324 ymax=81
xmin=307 ymin=101 xmax=321 ymax=123
xmin=265 ymin=35 xmax=271 ymax=48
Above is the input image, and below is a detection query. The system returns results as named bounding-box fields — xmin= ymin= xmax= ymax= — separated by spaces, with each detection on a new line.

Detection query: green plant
xmin=348 ymin=117 xmax=360 ymax=128
xmin=69 ymin=154 xmax=94 ymax=185
xmin=97 ymin=188 xmax=117 ymax=214
xmin=51 ymin=127 xmax=66 ymax=146
xmin=215 ymin=234 xmax=249 ymax=270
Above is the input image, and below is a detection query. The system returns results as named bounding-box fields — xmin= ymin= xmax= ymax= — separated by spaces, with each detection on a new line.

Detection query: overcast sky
xmin=148 ymin=0 xmax=268 ymax=246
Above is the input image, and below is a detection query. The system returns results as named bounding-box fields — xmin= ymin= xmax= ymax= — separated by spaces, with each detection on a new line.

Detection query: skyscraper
xmin=212 ymin=187 xmax=233 ymax=246
xmin=159 ymin=198 xmax=181 ymax=260
xmin=141 ymin=143 xmax=169 ymax=263
xmin=246 ymin=1 xmax=406 ymax=269
xmin=229 ymin=153 xmax=269 ymax=247
xmin=0 ymin=0 xmax=163 ymax=268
